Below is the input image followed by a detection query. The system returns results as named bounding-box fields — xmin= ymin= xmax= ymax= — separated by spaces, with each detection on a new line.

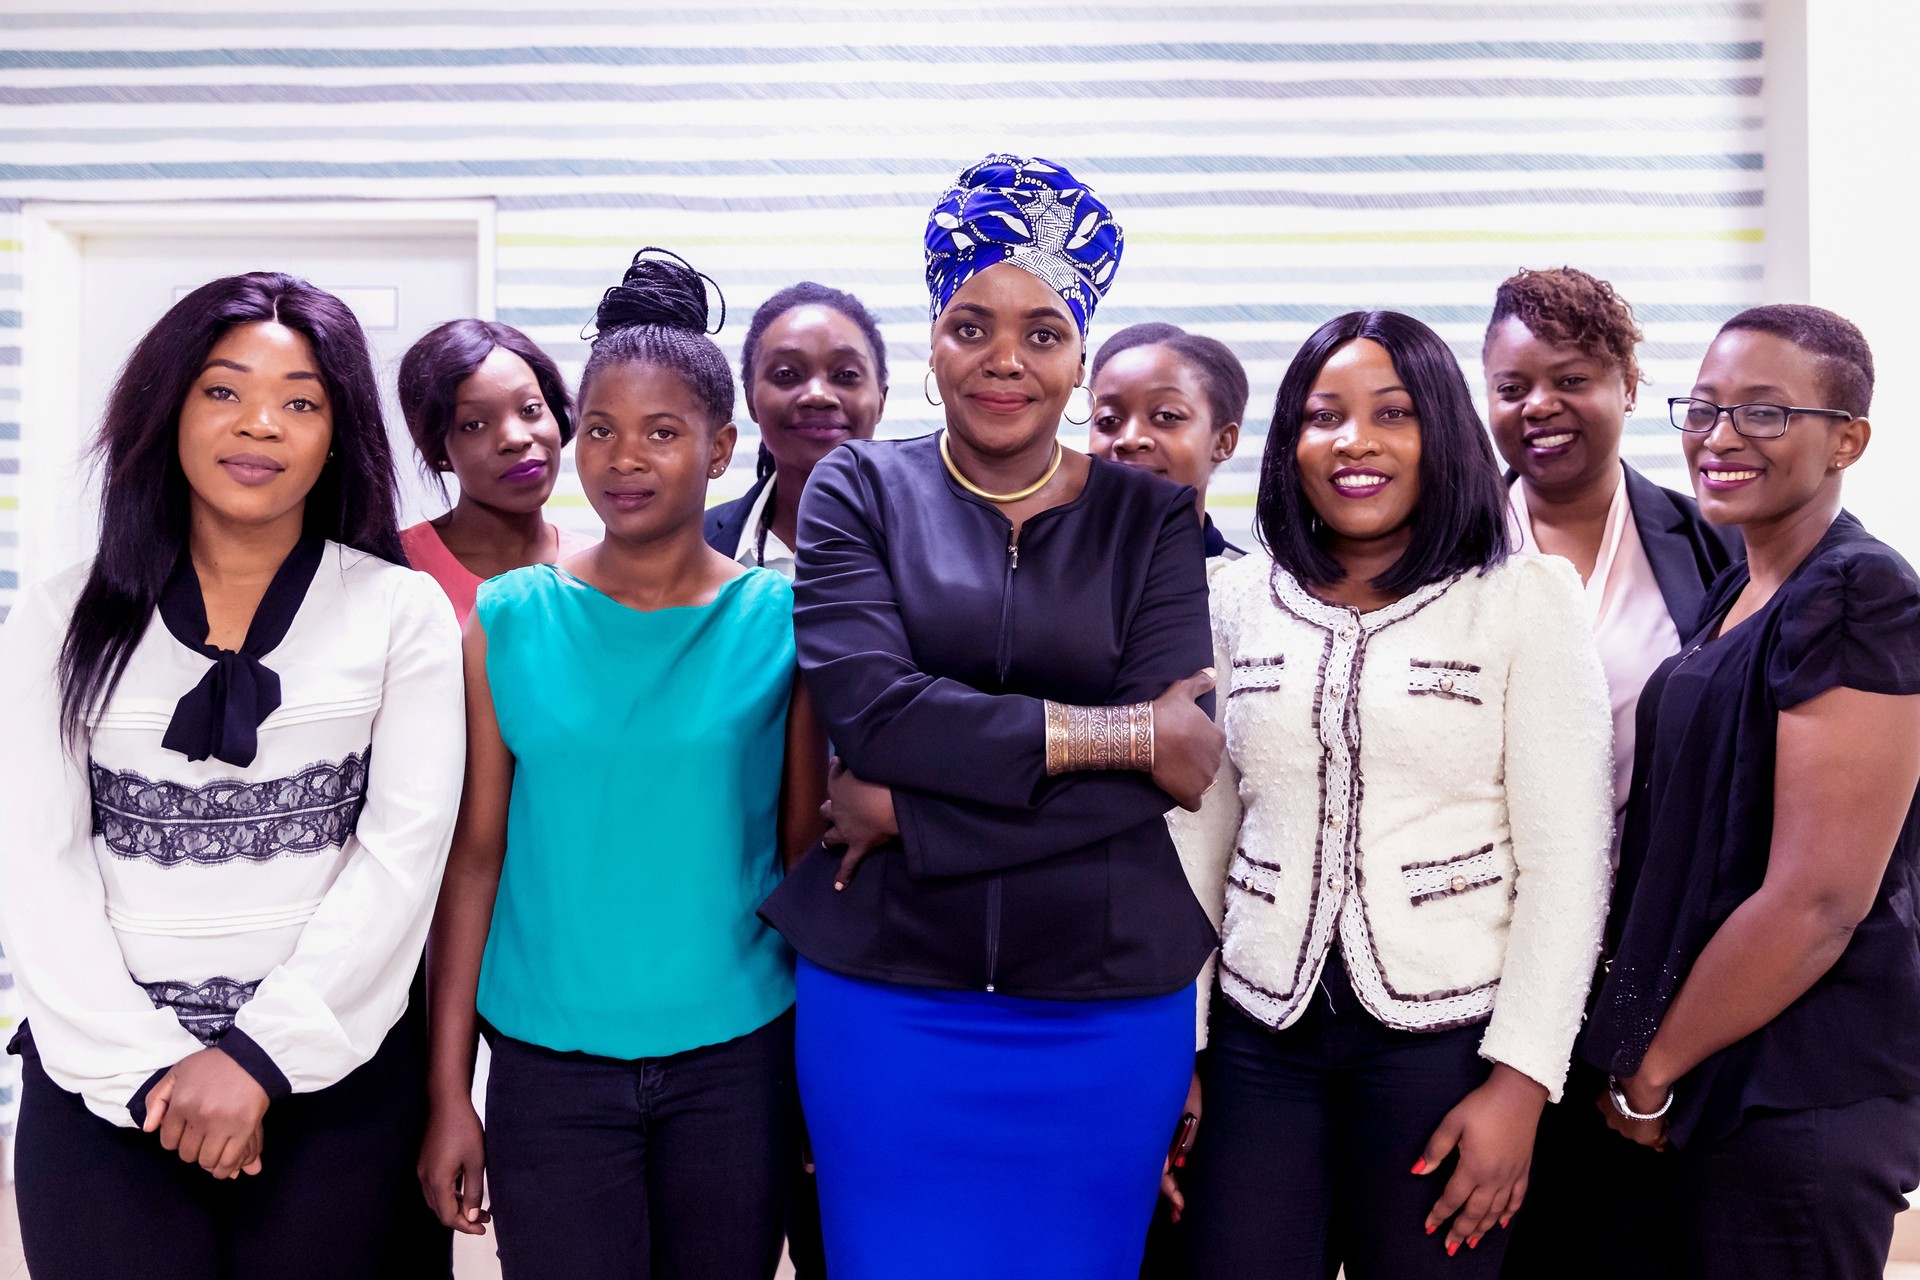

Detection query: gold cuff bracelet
xmin=1044 ymin=700 xmax=1154 ymax=775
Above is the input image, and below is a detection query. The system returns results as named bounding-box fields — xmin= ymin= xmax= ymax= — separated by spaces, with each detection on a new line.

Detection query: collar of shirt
xmin=734 ymin=475 xmax=798 ymax=578
xmin=1510 ymin=465 xmax=1681 ymax=821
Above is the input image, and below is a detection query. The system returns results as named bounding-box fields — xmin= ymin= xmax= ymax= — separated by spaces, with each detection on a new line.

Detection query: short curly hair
xmin=1485 ymin=266 xmax=1643 ymax=389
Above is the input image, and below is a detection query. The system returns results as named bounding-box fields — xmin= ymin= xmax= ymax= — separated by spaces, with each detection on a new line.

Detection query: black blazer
xmin=1620 ymin=464 xmax=1743 ymax=635
xmin=702 ymin=470 xmax=774 ymax=558
xmin=760 ymin=435 xmax=1218 ymax=1000
xmin=1508 ymin=465 xmax=1740 ymax=636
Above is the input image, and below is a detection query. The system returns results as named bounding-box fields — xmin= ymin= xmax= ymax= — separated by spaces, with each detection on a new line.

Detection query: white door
xmin=44 ymin=227 xmax=478 ymax=577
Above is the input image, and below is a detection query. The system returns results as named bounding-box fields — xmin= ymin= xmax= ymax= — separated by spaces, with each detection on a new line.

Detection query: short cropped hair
xmin=1718 ymin=303 xmax=1874 ymax=417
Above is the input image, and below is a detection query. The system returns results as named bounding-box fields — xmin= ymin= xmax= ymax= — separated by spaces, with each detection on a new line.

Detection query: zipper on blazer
xmin=996 ymin=537 xmax=1019 ymax=684
xmin=985 ymin=874 xmax=1004 ymax=993
xmin=984 ymin=538 xmax=1019 ymax=993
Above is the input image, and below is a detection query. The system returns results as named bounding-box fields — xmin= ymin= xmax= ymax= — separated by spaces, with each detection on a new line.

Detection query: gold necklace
xmin=940 ymin=430 xmax=1063 ymax=504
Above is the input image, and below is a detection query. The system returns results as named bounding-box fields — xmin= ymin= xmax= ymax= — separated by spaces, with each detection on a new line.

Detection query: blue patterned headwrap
xmin=924 ymin=154 xmax=1123 ymax=336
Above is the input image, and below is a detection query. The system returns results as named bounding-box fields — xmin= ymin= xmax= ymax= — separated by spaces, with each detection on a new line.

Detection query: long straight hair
xmin=58 ymin=272 xmax=405 ymax=744
xmin=1257 ymin=310 xmax=1510 ymax=595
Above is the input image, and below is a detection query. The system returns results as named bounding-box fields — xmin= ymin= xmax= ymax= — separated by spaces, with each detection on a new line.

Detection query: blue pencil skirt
xmin=795 ymin=958 xmax=1194 ymax=1280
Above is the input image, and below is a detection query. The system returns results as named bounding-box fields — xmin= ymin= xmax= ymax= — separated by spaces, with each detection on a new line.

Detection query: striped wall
xmin=0 ymin=0 xmax=1777 ymax=1142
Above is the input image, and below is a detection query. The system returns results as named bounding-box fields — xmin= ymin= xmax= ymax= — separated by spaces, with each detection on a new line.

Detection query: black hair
xmin=397 ymin=319 xmax=574 ymax=492
xmin=1485 ymin=266 xmax=1644 ymax=388
xmin=739 ymin=281 xmax=890 ymax=483
xmin=1090 ymin=322 xmax=1250 ymax=428
xmin=59 ymin=272 xmax=404 ymax=744
xmin=579 ymin=247 xmax=734 ymax=429
xmin=1718 ymin=303 xmax=1874 ymax=417
xmin=1258 ymin=310 xmax=1511 ymax=595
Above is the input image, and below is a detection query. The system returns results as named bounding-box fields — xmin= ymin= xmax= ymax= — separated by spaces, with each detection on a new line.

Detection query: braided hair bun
xmin=581 ymin=247 xmax=735 ymax=426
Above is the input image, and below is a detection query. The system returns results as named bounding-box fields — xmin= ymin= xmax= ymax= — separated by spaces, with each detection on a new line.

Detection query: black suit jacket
xmin=1620 ymin=464 xmax=1743 ymax=635
xmin=702 ymin=470 xmax=774 ymax=558
xmin=1508 ymin=465 xmax=1741 ymax=636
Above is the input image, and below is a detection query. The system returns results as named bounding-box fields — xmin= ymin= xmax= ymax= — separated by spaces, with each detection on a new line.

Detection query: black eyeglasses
xmin=1668 ymin=397 xmax=1854 ymax=439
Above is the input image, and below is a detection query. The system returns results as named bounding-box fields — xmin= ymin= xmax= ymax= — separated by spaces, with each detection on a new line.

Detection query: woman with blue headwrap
xmin=759 ymin=155 xmax=1224 ymax=1277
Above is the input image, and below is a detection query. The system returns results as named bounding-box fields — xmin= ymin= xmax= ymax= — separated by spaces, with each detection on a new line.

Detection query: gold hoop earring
xmin=923 ymin=368 xmax=943 ymax=407
xmin=1062 ymin=386 xmax=1093 ymax=426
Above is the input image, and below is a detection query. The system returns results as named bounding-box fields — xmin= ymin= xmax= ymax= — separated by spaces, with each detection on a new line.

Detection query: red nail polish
xmin=1469 ymin=1237 xmax=1480 ymax=1250
xmin=1411 ymin=1159 xmax=1426 ymax=1175
xmin=1426 ymin=1223 xmax=1437 ymax=1236
xmin=1500 ymin=1216 xmax=1511 ymax=1229
xmin=1447 ymin=1241 xmax=1459 ymax=1257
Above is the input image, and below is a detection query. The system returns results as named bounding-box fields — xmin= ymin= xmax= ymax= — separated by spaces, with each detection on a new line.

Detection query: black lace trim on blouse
xmin=138 ymin=976 xmax=263 ymax=1045
xmin=90 ymin=749 xmax=371 ymax=867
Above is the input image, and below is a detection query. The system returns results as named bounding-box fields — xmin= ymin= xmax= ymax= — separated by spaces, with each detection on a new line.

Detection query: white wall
xmin=1805 ymin=0 xmax=1920 ymax=555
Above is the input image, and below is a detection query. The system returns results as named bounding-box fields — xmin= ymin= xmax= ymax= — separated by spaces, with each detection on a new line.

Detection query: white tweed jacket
xmin=1173 ymin=552 xmax=1613 ymax=1099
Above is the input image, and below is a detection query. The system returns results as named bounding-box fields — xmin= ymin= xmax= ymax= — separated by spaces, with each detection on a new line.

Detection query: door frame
xmin=17 ymin=198 xmax=494 ymax=587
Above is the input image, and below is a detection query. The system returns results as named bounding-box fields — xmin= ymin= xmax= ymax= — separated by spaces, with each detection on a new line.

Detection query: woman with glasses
xmin=1581 ymin=306 xmax=1920 ymax=1280
xmin=1481 ymin=268 xmax=1738 ymax=1280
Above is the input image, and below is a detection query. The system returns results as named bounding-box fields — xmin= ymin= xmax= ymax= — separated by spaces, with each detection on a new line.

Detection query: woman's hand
xmin=142 ymin=1048 xmax=270 ymax=1180
xmin=1415 ymin=1063 xmax=1547 ymax=1254
xmin=419 ymin=1095 xmax=491 ymax=1234
xmin=822 ymin=756 xmax=899 ymax=889
xmin=1596 ymin=1075 xmax=1670 ymax=1151
xmin=1151 ymin=669 xmax=1223 ymax=811
xmin=1159 ymin=1069 xmax=1203 ymax=1222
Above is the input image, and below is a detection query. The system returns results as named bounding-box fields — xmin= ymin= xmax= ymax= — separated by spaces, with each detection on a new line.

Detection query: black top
xmin=1201 ymin=513 xmax=1241 ymax=560
xmin=702 ymin=470 xmax=774 ymax=559
xmin=760 ymin=434 xmax=1219 ymax=1000
xmin=1581 ymin=512 xmax=1920 ymax=1146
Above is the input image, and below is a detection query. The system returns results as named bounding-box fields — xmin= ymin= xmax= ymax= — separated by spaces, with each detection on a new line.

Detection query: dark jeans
xmin=1501 ymin=1061 xmax=1677 ymax=1280
xmin=787 ymin=1106 xmax=828 ymax=1280
xmin=484 ymin=1009 xmax=796 ymax=1280
xmin=1181 ymin=953 xmax=1506 ymax=1280
xmin=1674 ymin=1094 xmax=1920 ymax=1280
xmin=13 ymin=1017 xmax=426 ymax=1280
xmin=384 ymin=961 xmax=455 ymax=1280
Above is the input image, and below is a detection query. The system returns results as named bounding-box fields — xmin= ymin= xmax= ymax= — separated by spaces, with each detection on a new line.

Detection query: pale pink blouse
xmin=1510 ymin=467 xmax=1681 ymax=825
xmin=401 ymin=519 xmax=594 ymax=626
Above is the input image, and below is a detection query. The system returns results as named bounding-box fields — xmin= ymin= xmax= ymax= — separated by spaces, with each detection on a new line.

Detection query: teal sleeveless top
xmin=475 ymin=563 xmax=795 ymax=1059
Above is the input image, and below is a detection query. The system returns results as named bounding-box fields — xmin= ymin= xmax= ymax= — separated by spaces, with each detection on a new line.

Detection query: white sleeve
xmin=0 ymin=581 xmax=206 ymax=1126
xmin=1166 ymin=575 xmax=1244 ymax=1050
xmin=227 ymin=574 xmax=464 ymax=1096
xmin=1479 ymin=556 xmax=1615 ymax=1101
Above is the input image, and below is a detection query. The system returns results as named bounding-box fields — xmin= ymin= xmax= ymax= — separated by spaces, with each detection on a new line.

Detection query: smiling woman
xmin=1482 ymin=270 xmax=1739 ymax=1280
xmin=706 ymin=283 xmax=889 ymax=581
xmin=758 ymin=154 xmax=1223 ymax=1280
xmin=1087 ymin=323 xmax=1248 ymax=563
xmin=1172 ymin=310 xmax=1613 ymax=1279
xmin=0 ymin=272 xmax=467 ymax=1280
xmin=1579 ymin=307 xmax=1920 ymax=1280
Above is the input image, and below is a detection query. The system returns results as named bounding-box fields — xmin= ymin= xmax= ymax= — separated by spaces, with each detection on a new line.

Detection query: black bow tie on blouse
xmin=158 ymin=536 xmax=325 ymax=768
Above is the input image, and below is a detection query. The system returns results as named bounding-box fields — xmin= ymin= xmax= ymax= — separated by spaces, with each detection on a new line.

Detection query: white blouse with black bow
xmin=0 ymin=542 xmax=463 ymax=1125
